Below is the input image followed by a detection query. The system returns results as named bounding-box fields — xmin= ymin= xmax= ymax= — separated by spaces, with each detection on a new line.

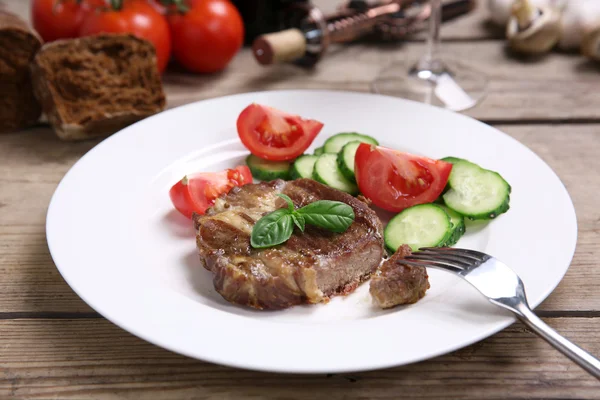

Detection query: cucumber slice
xmin=314 ymin=146 xmax=324 ymax=156
xmin=384 ymin=204 xmax=452 ymax=252
xmin=437 ymin=156 xmax=469 ymax=200
xmin=443 ymin=160 xmax=511 ymax=220
xmin=336 ymin=140 xmax=362 ymax=181
xmin=439 ymin=205 xmax=465 ymax=247
xmin=313 ymin=153 xmax=358 ymax=194
xmin=441 ymin=156 xmax=466 ymax=164
xmin=290 ymin=155 xmax=318 ymax=179
xmin=323 ymin=132 xmax=378 ymax=154
xmin=246 ymin=154 xmax=291 ymax=181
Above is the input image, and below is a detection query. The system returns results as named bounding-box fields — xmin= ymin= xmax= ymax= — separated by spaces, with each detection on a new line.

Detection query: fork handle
xmin=516 ymin=306 xmax=600 ymax=379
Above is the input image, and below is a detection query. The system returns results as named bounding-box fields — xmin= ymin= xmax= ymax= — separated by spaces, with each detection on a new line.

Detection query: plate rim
xmin=46 ymin=89 xmax=578 ymax=374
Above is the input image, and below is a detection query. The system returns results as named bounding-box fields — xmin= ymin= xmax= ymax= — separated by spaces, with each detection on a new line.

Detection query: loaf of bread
xmin=0 ymin=10 xmax=42 ymax=133
xmin=31 ymin=34 xmax=166 ymax=141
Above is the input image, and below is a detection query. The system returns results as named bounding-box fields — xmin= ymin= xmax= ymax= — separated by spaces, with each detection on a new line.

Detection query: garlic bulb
xmin=487 ymin=0 xmax=566 ymax=26
xmin=558 ymin=0 xmax=600 ymax=50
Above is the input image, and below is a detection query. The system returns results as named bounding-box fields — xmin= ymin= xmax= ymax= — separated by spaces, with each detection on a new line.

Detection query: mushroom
xmin=581 ymin=24 xmax=600 ymax=61
xmin=487 ymin=0 xmax=565 ymax=27
xmin=558 ymin=0 xmax=600 ymax=51
xmin=506 ymin=0 xmax=562 ymax=54
xmin=488 ymin=0 xmax=520 ymax=26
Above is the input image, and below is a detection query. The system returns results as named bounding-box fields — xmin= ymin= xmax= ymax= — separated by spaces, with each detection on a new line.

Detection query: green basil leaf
xmin=297 ymin=200 xmax=355 ymax=233
xmin=291 ymin=213 xmax=305 ymax=232
xmin=277 ymin=193 xmax=295 ymax=212
xmin=251 ymin=209 xmax=294 ymax=249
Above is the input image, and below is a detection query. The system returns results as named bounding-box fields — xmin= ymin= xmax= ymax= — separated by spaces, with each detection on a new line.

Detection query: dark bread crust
xmin=30 ymin=34 xmax=165 ymax=141
xmin=193 ymin=178 xmax=385 ymax=310
xmin=0 ymin=10 xmax=42 ymax=133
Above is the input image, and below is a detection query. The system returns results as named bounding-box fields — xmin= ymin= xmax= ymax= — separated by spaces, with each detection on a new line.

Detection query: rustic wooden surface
xmin=2 ymin=0 xmax=600 ymax=398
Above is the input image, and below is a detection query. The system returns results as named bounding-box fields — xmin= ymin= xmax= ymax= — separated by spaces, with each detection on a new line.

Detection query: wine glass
xmin=371 ymin=0 xmax=488 ymax=112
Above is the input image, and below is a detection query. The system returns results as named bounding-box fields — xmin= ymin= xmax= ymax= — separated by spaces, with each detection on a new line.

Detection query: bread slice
xmin=31 ymin=34 xmax=166 ymax=141
xmin=0 ymin=10 xmax=42 ymax=133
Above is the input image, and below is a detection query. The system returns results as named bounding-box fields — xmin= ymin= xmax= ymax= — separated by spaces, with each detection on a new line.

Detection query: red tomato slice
xmin=354 ymin=144 xmax=452 ymax=213
xmin=237 ymin=103 xmax=324 ymax=161
xmin=169 ymin=166 xmax=252 ymax=218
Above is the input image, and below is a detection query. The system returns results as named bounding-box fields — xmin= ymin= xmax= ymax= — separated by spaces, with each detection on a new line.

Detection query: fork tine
xmin=401 ymin=258 xmax=464 ymax=273
xmin=450 ymin=248 xmax=491 ymax=263
xmin=455 ymin=248 xmax=492 ymax=262
xmin=411 ymin=251 xmax=472 ymax=268
xmin=419 ymin=247 xmax=487 ymax=262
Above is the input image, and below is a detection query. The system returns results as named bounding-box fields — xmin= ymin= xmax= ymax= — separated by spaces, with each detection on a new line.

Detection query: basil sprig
xmin=295 ymin=200 xmax=355 ymax=233
xmin=250 ymin=209 xmax=294 ymax=249
xmin=250 ymin=194 xmax=355 ymax=249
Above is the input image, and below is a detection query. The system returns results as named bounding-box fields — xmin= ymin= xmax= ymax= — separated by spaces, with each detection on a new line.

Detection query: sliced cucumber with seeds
xmin=313 ymin=153 xmax=358 ymax=194
xmin=439 ymin=205 xmax=465 ymax=247
xmin=313 ymin=146 xmax=324 ymax=156
xmin=437 ymin=156 xmax=469 ymax=201
xmin=290 ymin=155 xmax=318 ymax=179
xmin=384 ymin=204 xmax=452 ymax=252
xmin=443 ymin=160 xmax=511 ymax=220
xmin=337 ymin=140 xmax=362 ymax=181
xmin=246 ymin=154 xmax=291 ymax=181
xmin=323 ymin=132 xmax=378 ymax=154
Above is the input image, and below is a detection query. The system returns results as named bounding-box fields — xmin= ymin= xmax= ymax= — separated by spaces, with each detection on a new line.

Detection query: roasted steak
xmin=193 ymin=178 xmax=385 ymax=310
xmin=370 ymin=245 xmax=430 ymax=309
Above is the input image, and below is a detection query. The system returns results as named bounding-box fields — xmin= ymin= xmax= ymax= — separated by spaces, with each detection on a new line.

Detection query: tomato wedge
xmin=236 ymin=103 xmax=324 ymax=161
xmin=354 ymin=144 xmax=452 ymax=213
xmin=169 ymin=166 xmax=252 ymax=218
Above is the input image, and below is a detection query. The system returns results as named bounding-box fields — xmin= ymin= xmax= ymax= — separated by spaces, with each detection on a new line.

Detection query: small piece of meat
xmin=370 ymin=245 xmax=430 ymax=309
xmin=193 ymin=178 xmax=385 ymax=310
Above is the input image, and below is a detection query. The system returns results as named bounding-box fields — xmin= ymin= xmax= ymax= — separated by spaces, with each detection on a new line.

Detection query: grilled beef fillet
xmin=193 ymin=178 xmax=385 ymax=310
xmin=370 ymin=245 xmax=430 ymax=309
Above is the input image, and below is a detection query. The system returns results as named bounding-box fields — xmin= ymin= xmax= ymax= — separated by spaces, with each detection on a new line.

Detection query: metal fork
xmin=402 ymin=247 xmax=600 ymax=379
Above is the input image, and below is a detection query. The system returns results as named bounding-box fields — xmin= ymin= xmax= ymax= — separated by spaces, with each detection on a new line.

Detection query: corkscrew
xmin=252 ymin=0 xmax=476 ymax=67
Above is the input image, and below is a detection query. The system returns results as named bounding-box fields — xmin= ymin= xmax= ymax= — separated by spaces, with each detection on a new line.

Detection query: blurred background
xmin=3 ymin=0 xmax=599 ymax=138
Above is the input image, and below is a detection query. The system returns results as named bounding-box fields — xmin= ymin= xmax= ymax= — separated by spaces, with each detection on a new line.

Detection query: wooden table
xmin=2 ymin=1 xmax=600 ymax=398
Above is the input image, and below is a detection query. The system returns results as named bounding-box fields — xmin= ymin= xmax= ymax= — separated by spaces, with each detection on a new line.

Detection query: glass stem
xmin=423 ymin=0 xmax=442 ymax=67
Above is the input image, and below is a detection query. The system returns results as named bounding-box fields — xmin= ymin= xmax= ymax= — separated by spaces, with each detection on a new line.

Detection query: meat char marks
xmin=193 ymin=178 xmax=384 ymax=310
xmin=370 ymin=245 xmax=430 ymax=309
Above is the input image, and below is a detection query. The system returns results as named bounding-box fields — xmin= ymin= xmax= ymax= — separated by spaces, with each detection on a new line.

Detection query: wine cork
xmin=252 ymin=29 xmax=307 ymax=65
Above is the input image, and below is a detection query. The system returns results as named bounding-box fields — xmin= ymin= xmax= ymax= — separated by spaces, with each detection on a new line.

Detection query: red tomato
xmin=167 ymin=0 xmax=244 ymax=73
xmin=79 ymin=0 xmax=171 ymax=73
xmin=354 ymin=144 xmax=453 ymax=213
xmin=237 ymin=104 xmax=324 ymax=161
xmin=31 ymin=0 xmax=100 ymax=42
xmin=169 ymin=166 xmax=252 ymax=218
xmin=147 ymin=0 xmax=168 ymax=14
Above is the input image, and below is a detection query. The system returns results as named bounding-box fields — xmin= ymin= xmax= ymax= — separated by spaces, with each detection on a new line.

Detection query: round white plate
xmin=47 ymin=90 xmax=577 ymax=374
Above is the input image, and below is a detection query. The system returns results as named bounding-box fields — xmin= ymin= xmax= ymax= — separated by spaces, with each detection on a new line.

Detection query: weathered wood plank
xmin=0 ymin=129 xmax=98 ymax=313
xmin=0 ymin=124 xmax=598 ymax=313
xmin=2 ymin=1 xmax=596 ymax=121
xmin=1 ymin=318 xmax=599 ymax=399
xmin=162 ymin=41 xmax=600 ymax=122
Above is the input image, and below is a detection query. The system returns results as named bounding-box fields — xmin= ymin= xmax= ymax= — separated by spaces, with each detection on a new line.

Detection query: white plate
xmin=46 ymin=90 xmax=577 ymax=374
